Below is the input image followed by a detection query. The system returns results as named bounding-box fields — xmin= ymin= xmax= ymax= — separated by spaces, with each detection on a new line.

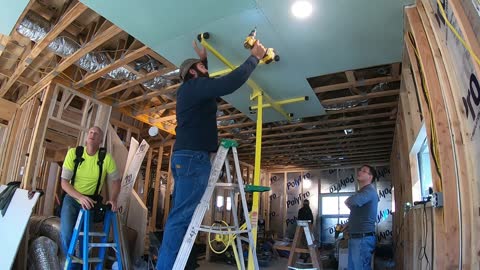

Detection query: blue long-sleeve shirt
xmin=173 ymin=55 xmax=259 ymax=152
xmin=345 ymin=183 xmax=378 ymax=233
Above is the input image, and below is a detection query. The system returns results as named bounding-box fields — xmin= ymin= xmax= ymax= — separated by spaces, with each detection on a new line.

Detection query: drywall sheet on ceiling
xmin=0 ymin=0 xmax=30 ymax=35
xmin=80 ymin=0 xmax=324 ymax=123
xmin=80 ymin=0 xmax=412 ymax=122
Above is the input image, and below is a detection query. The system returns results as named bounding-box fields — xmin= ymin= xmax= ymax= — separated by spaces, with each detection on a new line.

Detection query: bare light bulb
xmin=291 ymin=1 xmax=313 ymax=19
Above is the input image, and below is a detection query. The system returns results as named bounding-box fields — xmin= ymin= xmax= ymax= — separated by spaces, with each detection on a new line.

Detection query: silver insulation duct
xmin=324 ymin=82 xmax=389 ymax=111
xmin=29 ymin=216 xmax=62 ymax=249
xmin=323 ymin=100 xmax=367 ymax=111
xmin=28 ymin=236 xmax=61 ymax=270
xmin=17 ymin=12 xmax=175 ymax=90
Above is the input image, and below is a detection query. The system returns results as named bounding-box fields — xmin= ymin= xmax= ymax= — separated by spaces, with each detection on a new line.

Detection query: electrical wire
xmin=406 ymin=32 xmax=443 ymax=182
xmin=435 ymin=0 xmax=480 ymax=67
xmin=417 ymin=204 xmax=432 ymax=270
xmin=417 ymin=3 xmax=466 ymax=265
xmin=392 ymin=210 xmax=406 ymax=256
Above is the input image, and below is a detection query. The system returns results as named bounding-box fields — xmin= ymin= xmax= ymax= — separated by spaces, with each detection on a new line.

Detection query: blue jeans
xmin=60 ymin=194 xmax=82 ymax=253
xmin=60 ymin=194 xmax=85 ymax=269
xmin=157 ymin=150 xmax=211 ymax=270
xmin=348 ymin=235 xmax=375 ymax=270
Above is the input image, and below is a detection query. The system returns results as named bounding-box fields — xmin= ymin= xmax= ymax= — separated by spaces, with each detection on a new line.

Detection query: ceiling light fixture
xmin=344 ymin=128 xmax=353 ymax=135
xmin=291 ymin=1 xmax=313 ymax=19
xmin=148 ymin=126 xmax=159 ymax=137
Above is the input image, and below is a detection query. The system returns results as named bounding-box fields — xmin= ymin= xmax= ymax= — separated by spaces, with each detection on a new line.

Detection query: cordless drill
xmin=334 ymin=224 xmax=343 ymax=239
xmin=243 ymin=28 xmax=280 ymax=64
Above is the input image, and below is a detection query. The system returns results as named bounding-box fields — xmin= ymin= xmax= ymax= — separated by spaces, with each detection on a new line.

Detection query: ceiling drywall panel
xmin=80 ymin=0 xmax=413 ymax=122
xmin=0 ymin=0 xmax=30 ymax=35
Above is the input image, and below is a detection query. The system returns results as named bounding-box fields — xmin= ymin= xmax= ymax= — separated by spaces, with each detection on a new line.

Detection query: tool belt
xmin=86 ymin=194 xmax=109 ymax=223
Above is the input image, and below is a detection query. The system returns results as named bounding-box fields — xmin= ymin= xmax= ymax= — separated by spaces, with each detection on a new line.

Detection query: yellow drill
xmin=243 ymin=28 xmax=280 ymax=64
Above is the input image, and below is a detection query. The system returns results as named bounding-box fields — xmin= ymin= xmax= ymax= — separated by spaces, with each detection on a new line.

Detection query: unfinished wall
xmin=267 ymin=165 xmax=391 ymax=245
xmin=392 ymin=1 xmax=480 ymax=269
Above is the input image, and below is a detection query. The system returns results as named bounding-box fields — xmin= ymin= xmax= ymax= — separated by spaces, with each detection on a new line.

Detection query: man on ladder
xmin=60 ymin=126 xmax=121 ymax=268
xmin=156 ymin=40 xmax=267 ymax=270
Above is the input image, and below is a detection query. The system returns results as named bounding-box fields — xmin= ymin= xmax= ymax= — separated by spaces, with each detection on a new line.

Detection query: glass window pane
xmin=339 ymin=196 xmax=350 ymax=214
xmin=418 ymin=139 xmax=433 ymax=198
xmin=322 ymin=197 xmax=339 ymax=215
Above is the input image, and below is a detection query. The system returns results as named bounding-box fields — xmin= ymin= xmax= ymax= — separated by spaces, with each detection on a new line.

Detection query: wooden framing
xmin=142 ymin=148 xmax=153 ymax=204
xmin=0 ymin=2 xmax=88 ymax=97
xmin=162 ymin=146 xmax=174 ymax=228
xmin=9 ymin=2 xmax=480 ymax=269
xmin=150 ymin=146 xmax=164 ymax=231
xmin=0 ymin=0 xmax=402 ymax=169
xmin=22 ymin=83 xmax=55 ymax=189
xmin=392 ymin=1 xmax=480 ymax=268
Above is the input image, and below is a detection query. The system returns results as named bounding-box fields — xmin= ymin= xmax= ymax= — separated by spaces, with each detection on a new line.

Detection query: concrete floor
xmin=197 ymin=257 xmax=337 ymax=270
xmin=197 ymin=257 xmax=287 ymax=269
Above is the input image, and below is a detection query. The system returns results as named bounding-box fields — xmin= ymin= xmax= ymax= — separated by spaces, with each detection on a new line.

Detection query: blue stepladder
xmin=65 ymin=208 xmax=123 ymax=270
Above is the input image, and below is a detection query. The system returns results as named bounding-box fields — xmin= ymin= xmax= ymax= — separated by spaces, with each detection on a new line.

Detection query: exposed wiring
xmin=407 ymin=32 xmax=443 ymax=182
xmin=392 ymin=210 xmax=406 ymax=255
xmin=418 ymin=2 xmax=466 ymax=265
xmin=435 ymin=0 xmax=480 ymax=67
xmin=417 ymin=204 xmax=432 ymax=270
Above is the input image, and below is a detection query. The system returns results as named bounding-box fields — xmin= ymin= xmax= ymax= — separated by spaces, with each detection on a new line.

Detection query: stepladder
xmin=65 ymin=207 xmax=123 ymax=270
xmin=287 ymin=220 xmax=322 ymax=270
xmin=173 ymin=139 xmax=262 ymax=270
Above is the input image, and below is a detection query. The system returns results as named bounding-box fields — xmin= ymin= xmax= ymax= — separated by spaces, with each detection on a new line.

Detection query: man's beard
xmin=198 ymin=71 xmax=209 ymax=78
xmin=194 ymin=66 xmax=209 ymax=78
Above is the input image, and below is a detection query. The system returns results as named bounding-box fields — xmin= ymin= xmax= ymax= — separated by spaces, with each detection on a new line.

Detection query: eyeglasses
xmin=359 ymin=168 xmax=372 ymax=175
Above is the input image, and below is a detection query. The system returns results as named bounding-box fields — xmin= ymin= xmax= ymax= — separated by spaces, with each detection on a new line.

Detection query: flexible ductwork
xmin=28 ymin=236 xmax=61 ymax=270
xmin=324 ymin=82 xmax=388 ymax=111
xmin=17 ymin=12 xmax=176 ymax=90
xmin=29 ymin=216 xmax=62 ymax=250
xmin=323 ymin=100 xmax=367 ymax=111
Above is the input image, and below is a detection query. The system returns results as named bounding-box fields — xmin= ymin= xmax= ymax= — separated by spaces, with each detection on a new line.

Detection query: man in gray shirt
xmin=344 ymin=165 xmax=378 ymax=270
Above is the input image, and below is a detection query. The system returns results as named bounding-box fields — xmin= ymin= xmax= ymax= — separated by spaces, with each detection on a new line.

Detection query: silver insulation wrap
xmin=28 ymin=236 xmax=61 ymax=270
xmin=17 ymin=12 xmax=177 ymax=90
xmin=29 ymin=216 xmax=62 ymax=249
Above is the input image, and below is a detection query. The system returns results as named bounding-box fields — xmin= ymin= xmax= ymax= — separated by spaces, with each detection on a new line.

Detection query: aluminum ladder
xmin=173 ymin=139 xmax=260 ymax=269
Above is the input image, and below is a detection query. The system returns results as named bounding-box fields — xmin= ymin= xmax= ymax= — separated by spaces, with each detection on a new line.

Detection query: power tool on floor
xmin=243 ymin=28 xmax=280 ymax=64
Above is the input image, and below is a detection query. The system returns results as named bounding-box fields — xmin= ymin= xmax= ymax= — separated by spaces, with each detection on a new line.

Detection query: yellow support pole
xmin=248 ymin=89 xmax=263 ymax=270
xmin=199 ymin=36 xmax=292 ymax=121
xmin=249 ymin=96 xmax=308 ymax=110
xmin=210 ymin=68 xmax=236 ymax=77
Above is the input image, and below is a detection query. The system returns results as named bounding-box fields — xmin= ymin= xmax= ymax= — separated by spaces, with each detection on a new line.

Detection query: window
xmin=321 ymin=195 xmax=351 ymax=215
xmin=411 ymin=124 xmax=433 ymax=201
xmin=417 ymin=138 xmax=433 ymax=199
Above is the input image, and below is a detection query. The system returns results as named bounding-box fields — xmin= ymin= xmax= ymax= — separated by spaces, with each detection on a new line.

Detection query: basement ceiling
xmin=80 ymin=0 xmax=412 ymax=123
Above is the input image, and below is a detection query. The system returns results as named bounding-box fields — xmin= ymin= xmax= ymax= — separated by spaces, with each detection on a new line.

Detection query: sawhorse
xmin=287 ymin=220 xmax=322 ymax=270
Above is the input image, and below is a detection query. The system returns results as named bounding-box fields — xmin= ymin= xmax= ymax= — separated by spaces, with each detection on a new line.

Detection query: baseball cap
xmin=179 ymin=58 xmax=202 ymax=80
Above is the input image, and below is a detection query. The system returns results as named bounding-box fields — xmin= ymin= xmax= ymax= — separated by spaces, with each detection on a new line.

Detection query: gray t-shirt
xmin=345 ymin=183 xmax=378 ymax=234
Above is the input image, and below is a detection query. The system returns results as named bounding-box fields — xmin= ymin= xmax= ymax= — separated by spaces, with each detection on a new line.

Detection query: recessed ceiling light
xmin=291 ymin=1 xmax=313 ymax=19
xmin=148 ymin=126 xmax=159 ymax=137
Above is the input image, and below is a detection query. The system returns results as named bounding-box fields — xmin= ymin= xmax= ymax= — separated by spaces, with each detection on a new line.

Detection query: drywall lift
xmin=198 ymin=32 xmax=308 ymax=270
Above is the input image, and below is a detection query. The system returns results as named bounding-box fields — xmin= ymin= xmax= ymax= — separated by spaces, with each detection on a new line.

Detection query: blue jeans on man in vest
xmin=60 ymin=194 xmax=91 ymax=270
xmin=156 ymin=150 xmax=211 ymax=270
xmin=348 ymin=235 xmax=376 ymax=270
